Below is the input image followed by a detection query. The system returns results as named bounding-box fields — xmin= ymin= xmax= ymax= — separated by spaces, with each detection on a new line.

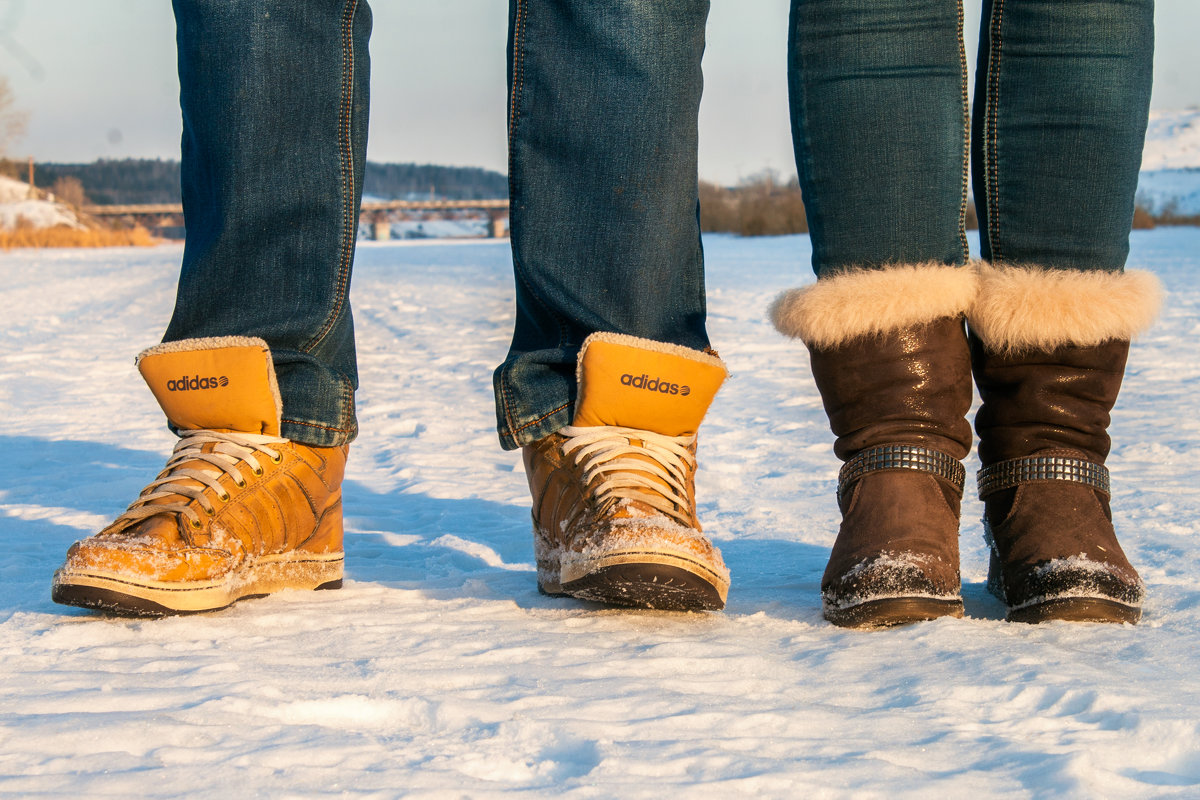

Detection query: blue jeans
xmin=496 ymin=0 xmax=1152 ymax=447
xmin=165 ymin=0 xmax=1152 ymax=449
xmin=165 ymin=0 xmax=371 ymax=447
xmin=788 ymin=0 xmax=1153 ymax=275
xmin=494 ymin=0 xmax=712 ymax=449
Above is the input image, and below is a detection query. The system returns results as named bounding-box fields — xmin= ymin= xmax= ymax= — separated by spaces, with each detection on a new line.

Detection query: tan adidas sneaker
xmin=523 ymin=332 xmax=730 ymax=611
xmin=52 ymin=337 xmax=346 ymax=616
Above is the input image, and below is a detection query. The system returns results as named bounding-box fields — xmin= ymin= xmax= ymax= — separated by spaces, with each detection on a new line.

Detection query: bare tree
xmin=0 ymin=76 xmax=27 ymax=158
xmin=52 ymin=175 xmax=87 ymax=208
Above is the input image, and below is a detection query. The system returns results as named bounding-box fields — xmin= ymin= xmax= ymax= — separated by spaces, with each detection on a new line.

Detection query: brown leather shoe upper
xmin=807 ymin=317 xmax=974 ymax=624
xmin=62 ymin=438 xmax=346 ymax=584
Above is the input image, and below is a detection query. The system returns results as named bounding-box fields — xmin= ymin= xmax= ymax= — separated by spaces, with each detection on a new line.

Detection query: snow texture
xmin=1138 ymin=109 xmax=1200 ymax=215
xmin=2 ymin=231 xmax=1200 ymax=797
xmin=0 ymin=176 xmax=82 ymax=231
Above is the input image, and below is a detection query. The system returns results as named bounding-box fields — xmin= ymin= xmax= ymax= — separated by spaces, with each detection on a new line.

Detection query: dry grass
xmin=1150 ymin=210 xmax=1200 ymax=227
xmin=700 ymin=174 xmax=1174 ymax=237
xmin=700 ymin=176 xmax=809 ymax=236
xmin=700 ymin=175 xmax=989 ymax=236
xmin=0 ymin=223 xmax=158 ymax=250
xmin=1132 ymin=207 xmax=1157 ymax=229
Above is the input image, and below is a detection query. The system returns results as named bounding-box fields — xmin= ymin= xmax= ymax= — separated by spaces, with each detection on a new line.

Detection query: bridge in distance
xmin=84 ymin=198 xmax=511 ymax=239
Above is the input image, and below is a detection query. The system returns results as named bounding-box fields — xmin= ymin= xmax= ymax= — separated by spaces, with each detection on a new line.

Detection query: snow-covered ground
xmin=2 ymin=231 xmax=1199 ymax=797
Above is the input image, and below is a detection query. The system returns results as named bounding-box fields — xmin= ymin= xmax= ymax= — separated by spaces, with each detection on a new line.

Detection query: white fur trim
xmin=576 ymin=332 xmax=727 ymax=384
xmin=969 ymin=266 xmax=1164 ymax=353
xmin=769 ymin=263 xmax=979 ymax=348
xmin=136 ymin=336 xmax=273 ymax=362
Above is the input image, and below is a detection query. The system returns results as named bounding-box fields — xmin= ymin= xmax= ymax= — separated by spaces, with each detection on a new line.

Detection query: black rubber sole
xmin=1007 ymin=596 xmax=1141 ymax=625
xmin=52 ymin=579 xmax=343 ymax=617
xmin=554 ymin=563 xmax=726 ymax=612
xmin=824 ymin=596 xmax=965 ymax=629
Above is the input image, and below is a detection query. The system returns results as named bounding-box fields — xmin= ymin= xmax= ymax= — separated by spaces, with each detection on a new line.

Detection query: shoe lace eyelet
xmin=189 ymin=517 xmax=202 ymax=529
xmin=218 ymin=492 xmax=231 ymax=502
xmin=270 ymin=454 xmax=283 ymax=465
xmin=234 ymin=478 xmax=246 ymax=488
xmin=252 ymin=467 xmax=264 ymax=477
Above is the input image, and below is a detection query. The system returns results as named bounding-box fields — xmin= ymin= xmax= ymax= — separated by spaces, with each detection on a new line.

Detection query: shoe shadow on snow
xmin=2 ymin=435 xmax=1001 ymax=625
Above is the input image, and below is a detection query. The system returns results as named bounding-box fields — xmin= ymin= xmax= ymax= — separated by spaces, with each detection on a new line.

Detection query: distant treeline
xmin=363 ymin=162 xmax=507 ymax=201
xmin=13 ymin=158 xmax=508 ymax=206
xmin=32 ymin=159 xmax=181 ymax=205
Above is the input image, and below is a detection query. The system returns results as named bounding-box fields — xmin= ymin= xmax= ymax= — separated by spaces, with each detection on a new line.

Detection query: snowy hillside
xmin=2 ymin=232 xmax=1200 ymax=797
xmin=1142 ymin=108 xmax=1200 ymax=170
xmin=1138 ymin=109 xmax=1200 ymax=215
xmin=0 ymin=174 xmax=82 ymax=230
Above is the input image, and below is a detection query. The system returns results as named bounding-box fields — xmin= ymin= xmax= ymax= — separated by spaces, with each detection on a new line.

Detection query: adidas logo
xmin=620 ymin=373 xmax=691 ymax=397
xmin=166 ymin=374 xmax=230 ymax=392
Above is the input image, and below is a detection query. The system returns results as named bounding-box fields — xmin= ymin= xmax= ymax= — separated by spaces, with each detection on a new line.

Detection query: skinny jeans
xmin=162 ymin=0 xmax=1153 ymax=449
xmin=496 ymin=0 xmax=1153 ymax=448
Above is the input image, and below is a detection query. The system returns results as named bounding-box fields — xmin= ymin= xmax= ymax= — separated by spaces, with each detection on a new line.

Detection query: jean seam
xmin=283 ymin=417 xmax=354 ymax=434
xmin=985 ymin=0 xmax=1005 ymax=263
xmin=504 ymin=0 xmax=574 ymax=442
xmin=507 ymin=0 xmax=527 ymax=199
xmin=303 ymin=0 xmax=359 ymax=355
xmin=504 ymin=0 xmax=572 ymax=345
xmin=787 ymin=3 xmax=820 ymax=276
xmin=955 ymin=0 xmax=970 ymax=263
xmin=511 ymin=402 xmax=570 ymax=436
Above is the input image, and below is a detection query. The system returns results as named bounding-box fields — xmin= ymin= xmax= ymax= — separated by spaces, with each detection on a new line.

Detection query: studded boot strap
xmin=977 ymin=453 xmax=1110 ymax=501
xmin=838 ymin=444 xmax=966 ymax=503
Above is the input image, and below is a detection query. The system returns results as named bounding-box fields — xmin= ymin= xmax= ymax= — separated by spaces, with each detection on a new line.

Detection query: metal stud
xmin=977 ymin=455 xmax=1110 ymax=500
xmin=838 ymin=444 xmax=965 ymax=502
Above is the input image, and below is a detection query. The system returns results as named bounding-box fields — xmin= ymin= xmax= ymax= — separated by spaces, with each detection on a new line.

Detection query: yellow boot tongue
xmin=136 ymin=337 xmax=283 ymax=435
xmin=571 ymin=333 xmax=727 ymax=435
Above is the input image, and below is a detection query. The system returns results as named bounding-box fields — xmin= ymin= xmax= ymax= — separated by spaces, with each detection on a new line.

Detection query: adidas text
xmin=166 ymin=374 xmax=230 ymax=392
xmin=620 ymin=373 xmax=691 ymax=397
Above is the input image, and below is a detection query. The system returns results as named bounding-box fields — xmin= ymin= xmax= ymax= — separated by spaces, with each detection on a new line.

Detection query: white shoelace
xmin=558 ymin=425 xmax=697 ymax=527
xmin=113 ymin=430 xmax=288 ymax=531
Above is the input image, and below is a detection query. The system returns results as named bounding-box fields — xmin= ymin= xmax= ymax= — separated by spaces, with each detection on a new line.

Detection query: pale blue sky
xmin=4 ymin=0 xmax=1196 ymax=184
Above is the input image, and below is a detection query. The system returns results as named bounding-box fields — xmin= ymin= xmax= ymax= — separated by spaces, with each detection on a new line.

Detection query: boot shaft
xmin=138 ymin=336 xmax=284 ymax=436
xmin=809 ymin=317 xmax=974 ymax=461
xmin=970 ymin=334 xmax=1127 ymax=465
xmin=968 ymin=264 xmax=1163 ymax=465
xmin=772 ymin=263 xmax=978 ymax=462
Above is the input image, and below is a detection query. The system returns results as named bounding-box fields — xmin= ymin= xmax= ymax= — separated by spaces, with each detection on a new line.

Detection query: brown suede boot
xmin=969 ymin=265 xmax=1163 ymax=624
xmin=524 ymin=332 xmax=730 ymax=611
xmin=52 ymin=337 xmax=347 ymax=616
xmin=772 ymin=264 xmax=978 ymax=628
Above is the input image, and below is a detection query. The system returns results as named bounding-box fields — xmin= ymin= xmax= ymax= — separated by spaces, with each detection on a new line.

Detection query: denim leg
xmin=495 ymin=0 xmax=711 ymax=450
xmin=972 ymin=0 xmax=1154 ymax=272
xmin=165 ymin=0 xmax=372 ymax=446
xmin=788 ymin=0 xmax=970 ymax=277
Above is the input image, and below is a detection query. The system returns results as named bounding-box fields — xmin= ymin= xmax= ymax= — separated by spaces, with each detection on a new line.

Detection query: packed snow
xmin=2 ymin=231 xmax=1199 ymax=797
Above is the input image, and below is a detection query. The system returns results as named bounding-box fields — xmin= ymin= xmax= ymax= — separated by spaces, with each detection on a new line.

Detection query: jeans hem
xmin=497 ymin=402 xmax=570 ymax=451
xmin=281 ymin=417 xmax=357 ymax=448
